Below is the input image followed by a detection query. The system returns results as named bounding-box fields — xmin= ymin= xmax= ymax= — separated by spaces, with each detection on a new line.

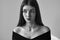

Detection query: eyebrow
xmin=23 ymin=8 xmax=35 ymax=11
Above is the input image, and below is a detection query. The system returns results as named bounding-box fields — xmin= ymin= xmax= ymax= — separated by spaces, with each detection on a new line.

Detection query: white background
xmin=0 ymin=0 xmax=60 ymax=40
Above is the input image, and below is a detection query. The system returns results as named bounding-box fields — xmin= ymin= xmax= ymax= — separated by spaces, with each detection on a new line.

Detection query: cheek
xmin=23 ymin=13 xmax=26 ymax=16
xmin=23 ymin=13 xmax=26 ymax=18
xmin=31 ymin=13 xmax=35 ymax=19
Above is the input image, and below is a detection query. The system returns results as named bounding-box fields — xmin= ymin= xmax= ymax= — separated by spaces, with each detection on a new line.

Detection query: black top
xmin=12 ymin=30 xmax=51 ymax=40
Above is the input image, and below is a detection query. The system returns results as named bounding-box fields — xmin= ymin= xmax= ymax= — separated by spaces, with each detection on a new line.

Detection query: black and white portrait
xmin=0 ymin=0 xmax=60 ymax=40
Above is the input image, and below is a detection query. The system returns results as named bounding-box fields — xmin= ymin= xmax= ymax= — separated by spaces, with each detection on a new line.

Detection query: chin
xmin=26 ymin=20 xmax=31 ymax=23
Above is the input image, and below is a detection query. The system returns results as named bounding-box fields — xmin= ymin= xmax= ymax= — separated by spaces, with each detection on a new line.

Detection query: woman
xmin=12 ymin=0 xmax=51 ymax=40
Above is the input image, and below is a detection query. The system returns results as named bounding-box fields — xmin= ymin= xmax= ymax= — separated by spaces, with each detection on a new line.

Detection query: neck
xmin=23 ymin=21 xmax=39 ymax=32
xmin=26 ymin=21 xmax=36 ymax=28
xmin=25 ymin=22 xmax=35 ymax=32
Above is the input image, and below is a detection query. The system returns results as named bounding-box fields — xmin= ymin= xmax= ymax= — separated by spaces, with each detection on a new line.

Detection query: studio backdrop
xmin=0 ymin=0 xmax=60 ymax=40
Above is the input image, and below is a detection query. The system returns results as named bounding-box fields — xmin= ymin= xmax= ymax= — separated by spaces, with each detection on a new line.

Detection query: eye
xmin=30 ymin=9 xmax=35 ymax=13
xmin=23 ymin=10 xmax=27 ymax=13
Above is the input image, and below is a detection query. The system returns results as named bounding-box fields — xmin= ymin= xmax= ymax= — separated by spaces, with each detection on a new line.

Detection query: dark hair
xmin=17 ymin=0 xmax=44 ymax=27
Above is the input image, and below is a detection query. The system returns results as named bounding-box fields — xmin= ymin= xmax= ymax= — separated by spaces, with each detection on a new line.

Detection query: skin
xmin=14 ymin=5 xmax=49 ymax=39
xmin=22 ymin=5 xmax=39 ymax=32
xmin=22 ymin=5 xmax=41 ymax=38
xmin=22 ymin=5 xmax=49 ymax=35
xmin=23 ymin=5 xmax=36 ymax=25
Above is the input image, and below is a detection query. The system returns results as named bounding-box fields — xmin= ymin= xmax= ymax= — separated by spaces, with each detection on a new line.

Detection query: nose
xmin=26 ymin=11 xmax=31 ymax=17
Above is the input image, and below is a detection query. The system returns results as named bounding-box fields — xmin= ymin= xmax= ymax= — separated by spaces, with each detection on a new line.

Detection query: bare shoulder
xmin=13 ymin=27 xmax=22 ymax=33
xmin=40 ymin=26 xmax=50 ymax=33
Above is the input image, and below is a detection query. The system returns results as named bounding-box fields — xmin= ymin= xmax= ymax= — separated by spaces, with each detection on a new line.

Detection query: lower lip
xmin=27 ymin=18 xmax=31 ymax=20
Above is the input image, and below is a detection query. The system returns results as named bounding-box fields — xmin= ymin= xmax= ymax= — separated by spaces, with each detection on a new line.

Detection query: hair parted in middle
xmin=17 ymin=0 xmax=44 ymax=27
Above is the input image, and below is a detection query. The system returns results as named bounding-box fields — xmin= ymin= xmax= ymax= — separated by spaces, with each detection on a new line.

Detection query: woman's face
xmin=23 ymin=5 xmax=36 ymax=23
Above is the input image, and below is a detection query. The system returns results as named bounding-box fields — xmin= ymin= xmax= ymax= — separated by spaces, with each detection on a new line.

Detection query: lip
xmin=27 ymin=18 xmax=31 ymax=20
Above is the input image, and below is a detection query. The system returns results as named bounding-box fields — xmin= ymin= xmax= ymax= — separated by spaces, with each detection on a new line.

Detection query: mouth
xmin=27 ymin=18 xmax=31 ymax=20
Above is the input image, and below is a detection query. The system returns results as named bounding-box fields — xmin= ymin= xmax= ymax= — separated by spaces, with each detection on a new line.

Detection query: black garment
xmin=12 ymin=30 xmax=51 ymax=40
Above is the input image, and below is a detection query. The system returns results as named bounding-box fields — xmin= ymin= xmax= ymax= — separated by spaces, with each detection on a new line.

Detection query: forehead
xmin=23 ymin=5 xmax=35 ymax=10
